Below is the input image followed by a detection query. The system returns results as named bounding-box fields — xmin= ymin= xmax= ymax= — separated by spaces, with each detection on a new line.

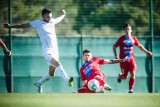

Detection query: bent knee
xmin=49 ymin=72 xmax=55 ymax=76
xmin=130 ymin=73 xmax=135 ymax=78
xmin=50 ymin=58 xmax=60 ymax=67
xmin=49 ymin=66 xmax=56 ymax=76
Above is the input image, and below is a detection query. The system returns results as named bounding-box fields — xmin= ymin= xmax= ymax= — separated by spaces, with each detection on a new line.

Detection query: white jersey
xmin=29 ymin=15 xmax=65 ymax=51
xmin=29 ymin=15 xmax=65 ymax=62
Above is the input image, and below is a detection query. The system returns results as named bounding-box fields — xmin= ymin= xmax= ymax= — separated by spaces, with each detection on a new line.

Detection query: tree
xmin=73 ymin=0 xmax=160 ymax=36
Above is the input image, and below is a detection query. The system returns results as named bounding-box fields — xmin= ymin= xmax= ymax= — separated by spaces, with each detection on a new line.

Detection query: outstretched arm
xmin=3 ymin=23 xmax=30 ymax=28
xmin=137 ymin=44 xmax=153 ymax=56
xmin=103 ymin=57 xmax=128 ymax=64
xmin=54 ymin=10 xmax=66 ymax=24
xmin=0 ymin=41 xmax=12 ymax=56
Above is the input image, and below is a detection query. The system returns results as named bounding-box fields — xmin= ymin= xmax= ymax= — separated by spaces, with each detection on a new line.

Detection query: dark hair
xmin=42 ymin=8 xmax=52 ymax=16
xmin=123 ymin=24 xmax=132 ymax=29
xmin=83 ymin=49 xmax=92 ymax=55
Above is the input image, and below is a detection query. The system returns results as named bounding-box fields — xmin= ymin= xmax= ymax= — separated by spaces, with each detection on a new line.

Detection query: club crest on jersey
xmin=124 ymin=38 xmax=134 ymax=47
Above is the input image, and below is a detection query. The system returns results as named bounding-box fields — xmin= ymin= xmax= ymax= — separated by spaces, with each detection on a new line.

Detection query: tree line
xmin=0 ymin=0 xmax=159 ymax=36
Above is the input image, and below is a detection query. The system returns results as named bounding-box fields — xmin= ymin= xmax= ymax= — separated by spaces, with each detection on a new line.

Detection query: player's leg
xmin=94 ymin=73 xmax=111 ymax=93
xmin=34 ymin=63 xmax=64 ymax=93
xmin=46 ymin=49 xmax=74 ymax=87
xmin=34 ymin=67 xmax=55 ymax=93
xmin=50 ymin=58 xmax=74 ymax=87
xmin=50 ymin=58 xmax=69 ymax=80
xmin=128 ymin=72 xmax=135 ymax=93
xmin=118 ymin=62 xmax=129 ymax=83
xmin=34 ymin=49 xmax=73 ymax=93
xmin=94 ymin=74 xmax=106 ymax=85
xmin=34 ymin=49 xmax=55 ymax=93
xmin=128 ymin=60 xmax=137 ymax=93
xmin=37 ymin=66 xmax=56 ymax=84
xmin=78 ymin=85 xmax=95 ymax=93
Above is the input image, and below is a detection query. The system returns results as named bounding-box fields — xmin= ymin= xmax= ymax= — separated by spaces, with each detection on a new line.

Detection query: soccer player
xmin=3 ymin=8 xmax=74 ymax=93
xmin=113 ymin=24 xmax=153 ymax=93
xmin=77 ymin=49 xmax=128 ymax=93
xmin=0 ymin=38 xmax=12 ymax=56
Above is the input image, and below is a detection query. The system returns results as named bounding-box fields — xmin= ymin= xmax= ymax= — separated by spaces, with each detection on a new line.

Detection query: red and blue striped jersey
xmin=114 ymin=35 xmax=140 ymax=59
xmin=80 ymin=57 xmax=105 ymax=81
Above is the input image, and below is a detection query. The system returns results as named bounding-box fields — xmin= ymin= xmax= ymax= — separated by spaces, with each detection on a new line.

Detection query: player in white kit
xmin=3 ymin=8 xmax=74 ymax=93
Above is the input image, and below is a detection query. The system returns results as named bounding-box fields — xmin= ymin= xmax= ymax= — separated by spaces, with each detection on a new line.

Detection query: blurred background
xmin=1 ymin=0 xmax=160 ymax=36
xmin=0 ymin=0 xmax=160 ymax=93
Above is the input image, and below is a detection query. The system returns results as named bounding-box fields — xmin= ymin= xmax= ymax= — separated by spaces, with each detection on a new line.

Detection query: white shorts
xmin=43 ymin=48 xmax=59 ymax=65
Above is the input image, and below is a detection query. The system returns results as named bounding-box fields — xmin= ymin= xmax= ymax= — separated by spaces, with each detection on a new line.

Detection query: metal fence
xmin=0 ymin=36 xmax=160 ymax=93
xmin=0 ymin=0 xmax=160 ymax=93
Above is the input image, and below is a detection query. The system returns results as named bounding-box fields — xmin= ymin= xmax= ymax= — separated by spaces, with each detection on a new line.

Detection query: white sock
xmin=38 ymin=73 xmax=51 ymax=85
xmin=56 ymin=65 xmax=69 ymax=81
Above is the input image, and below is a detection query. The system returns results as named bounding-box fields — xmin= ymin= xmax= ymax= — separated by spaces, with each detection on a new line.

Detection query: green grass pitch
xmin=0 ymin=93 xmax=160 ymax=107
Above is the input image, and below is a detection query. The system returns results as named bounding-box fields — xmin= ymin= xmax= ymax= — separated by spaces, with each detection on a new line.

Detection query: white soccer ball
xmin=87 ymin=79 xmax=100 ymax=91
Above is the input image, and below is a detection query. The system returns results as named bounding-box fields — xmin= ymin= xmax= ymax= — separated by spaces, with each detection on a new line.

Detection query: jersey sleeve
xmin=133 ymin=36 xmax=140 ymax=46
xmin=93 ymin=57 xmax=105 ymax=64
xmin=114 ymin=37 xmax=121 ymax=47
xmin=29 ymin=20 xmax=39 ymax=28
xmin=54 ymin=15 xmax=65 ymax=25
xmin=98 ymin=58 xmax=105 ymax=64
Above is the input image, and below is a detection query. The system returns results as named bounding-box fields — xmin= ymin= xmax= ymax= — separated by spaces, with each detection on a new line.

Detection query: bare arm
xmin=0 ymin=42 xmax=12 ymax=56
xmin=137 ymin=44 xmax=153 ymax=56
xmin=113 ymin=45 xmax=119 ymax=59
xmin=3 ymin=23 xmax=30 ymax=28
xmin=103 ymin=57 xmax=128 ymax=64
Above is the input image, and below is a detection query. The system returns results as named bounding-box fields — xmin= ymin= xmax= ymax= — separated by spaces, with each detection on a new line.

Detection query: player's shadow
xmin=145 ymin=37 xmax=152 ymax=93
xmin=3 ymin=36 xmax=11 ymax=93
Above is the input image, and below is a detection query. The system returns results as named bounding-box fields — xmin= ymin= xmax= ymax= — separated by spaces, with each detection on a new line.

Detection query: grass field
xmin=0 ymin=93 xmax=160 ymax=107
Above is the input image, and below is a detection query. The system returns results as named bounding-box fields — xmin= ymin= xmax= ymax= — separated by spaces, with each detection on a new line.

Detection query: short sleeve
xmin=29 ymin=20 xmax=40 ymax=28
xmin=114 ymin=37 xmax=121 ymax=47
xmin=133 ymin=36 xmax=140 ymax=46
xmin=54 ymin=15 xmax=65 ymax=25
xmin=93 ymin=57 xmax=105 ymax=64
xmin=97 ymin=58 xmax=105 ymax=64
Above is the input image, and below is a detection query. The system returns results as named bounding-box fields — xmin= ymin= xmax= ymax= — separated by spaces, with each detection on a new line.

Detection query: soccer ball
xmin=87 ymin=79 xmax=100 ymax=91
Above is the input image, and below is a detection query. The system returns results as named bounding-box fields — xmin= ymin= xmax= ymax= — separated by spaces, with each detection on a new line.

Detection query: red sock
xmin=129 ymin=77 xmax=135 ymax=91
